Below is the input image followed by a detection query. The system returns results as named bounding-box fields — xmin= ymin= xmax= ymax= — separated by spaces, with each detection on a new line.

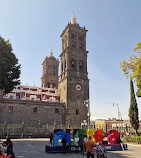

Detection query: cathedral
xmin=0 ymin=14 xmax=89 ymax=137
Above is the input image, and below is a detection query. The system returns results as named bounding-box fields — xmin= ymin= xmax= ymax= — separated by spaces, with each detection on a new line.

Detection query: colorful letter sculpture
xmin=93 ymin=129 xmax=104 ymax=143
xmin=87 ymin=129 xmax=96 ymax=142
xmin=54 ymin=129 xmax=119 ymax=146
xmin=46 ymin=128 xmax=127 ymax=153
xmin=54 ymin=129 xmax=72 ymax=146
xmin=54 ymin=130 xmax=66 ymax=146
xmin=107 ymin=129 xmax=119 ymax=144
xmin=71 ymin=129 xmax=87 ymax=145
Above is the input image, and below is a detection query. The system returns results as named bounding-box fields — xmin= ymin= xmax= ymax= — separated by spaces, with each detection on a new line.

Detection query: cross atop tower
xmin=49 ymin=49 xmax=53 ymax=56
xmin=71 ymin=13 xmax=77 ymax=24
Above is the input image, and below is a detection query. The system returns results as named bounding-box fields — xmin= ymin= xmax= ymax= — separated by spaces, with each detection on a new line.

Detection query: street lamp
xmin=113 ymin=103 xmax=122 ymax=136
xmin=84 ymin=99 xmax=91 ymax=129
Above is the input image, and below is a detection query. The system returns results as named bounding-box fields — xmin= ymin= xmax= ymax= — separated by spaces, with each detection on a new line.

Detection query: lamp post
xmin=84 ymin=99 xmax=91 ymax=129
xmin=113 ymin=103 xmax=122 ymax=135
xmin=84 ymin=120 xmax=87 ymax=129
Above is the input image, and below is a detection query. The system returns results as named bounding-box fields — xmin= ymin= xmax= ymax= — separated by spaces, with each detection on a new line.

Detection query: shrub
xmin=124 ymin=136 xmax=141 ymax=144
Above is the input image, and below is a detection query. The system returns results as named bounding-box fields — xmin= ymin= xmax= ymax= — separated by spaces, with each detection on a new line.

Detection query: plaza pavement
xmin=1 ymin=138 xmax=141 ymax=158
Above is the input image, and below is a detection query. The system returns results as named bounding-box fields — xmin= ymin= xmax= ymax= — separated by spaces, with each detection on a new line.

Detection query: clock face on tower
xmin=76 ymin=84 xmax=82 ymax=91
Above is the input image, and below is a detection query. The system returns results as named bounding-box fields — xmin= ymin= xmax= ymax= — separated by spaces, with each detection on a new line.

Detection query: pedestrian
xmin=85 ymin=136 xmax=95 ymax=158
xmin=79 ymin=134 xmax=84 ymax=155
xmin=84 ymin=135 xmax=87 ymax=142
xmin=74 ymin=135 xmax=79 ymax=146
xmin=21 ymin=133 xmax=23 ymax=138
xmin=6 ymin=138 xmax=13 ymax=150
xmin=95 ymin=140 xmax=107 ymax=158
xmin=49 ymin=133 xmax=54 ymax=145
xmin=84 ymin=135 xmax=87 ymax=153
xmin=1 ymin=142 xmax=7 ymax=157
xmin=61 ymin=135 xmax=67 ymax=154
xmin=6 ymin=144 xmax=15 ymax=158
xmin=5 ymin=133 xmax=8 ymax=139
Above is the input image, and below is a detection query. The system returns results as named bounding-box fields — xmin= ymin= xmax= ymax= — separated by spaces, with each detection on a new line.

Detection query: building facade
xmin=94 ymin=118 xmax=123 ymax=133
xmin=3 ymin=85 xmax=60 ymax=102
xmin=59 ymin=14 xmax=89 ymax=128
xmin=0 ymin=88 xmax=66 ymax=138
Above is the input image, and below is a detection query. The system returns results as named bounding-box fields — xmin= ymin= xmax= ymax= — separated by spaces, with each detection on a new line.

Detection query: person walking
xmin=79 ymin=134 xmax=84 ymax=155
xmin=61 ymin=135 xmax=67 ymax=154
xmin=85 ymin=136 xmax=95 ymax=158
xmin=6 ymin=138 xmax=13 ymax=150
xmin=49 ymin=133 xmax=54 ymax=145
xmin=95 ymin=140 xmax=107 ymax=158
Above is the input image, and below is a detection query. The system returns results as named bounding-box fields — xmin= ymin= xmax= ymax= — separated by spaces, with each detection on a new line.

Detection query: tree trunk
xmin=135 ymin=129 xmax=138 ymax=141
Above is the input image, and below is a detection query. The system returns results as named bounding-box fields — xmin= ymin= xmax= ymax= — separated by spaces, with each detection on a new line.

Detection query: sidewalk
xmin=127 ymin=142 xmax=141 ymax=147
xmin=0 ymin=138 xmax=50 ymax=141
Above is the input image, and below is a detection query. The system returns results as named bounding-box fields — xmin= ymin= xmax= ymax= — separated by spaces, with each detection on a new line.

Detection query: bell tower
xmin=41 ymin=49 xmax=59 ymax=88
xmin=59 ymin=14 xmax=89 ymax=128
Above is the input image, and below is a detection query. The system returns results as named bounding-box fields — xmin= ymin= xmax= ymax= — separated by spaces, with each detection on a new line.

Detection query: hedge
xmin=124 ymin=136 xmax=141 ymax=144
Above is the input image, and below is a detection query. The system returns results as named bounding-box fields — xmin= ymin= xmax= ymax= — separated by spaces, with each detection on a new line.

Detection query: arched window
xmin=64 ymin=60 xmax=66 ymax=70
xmin=71 ymin=59 xmax=75 ymax=68
xmin=61 ymin=62 xmax=63 ymax=72
xmin=47 ymin=82 xmax=50 ymax=88
xmin=79 ymin=60 xmax=83 ymax=72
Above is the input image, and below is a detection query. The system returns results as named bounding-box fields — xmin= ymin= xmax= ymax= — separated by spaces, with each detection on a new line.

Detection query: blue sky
xmin=0 ymin=0 xmax=141 ymax=120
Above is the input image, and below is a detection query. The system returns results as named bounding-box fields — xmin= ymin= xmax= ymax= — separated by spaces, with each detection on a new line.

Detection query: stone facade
xmin=0 ymin=98 xmax=66 ymax=137
xmin=41 ymin=49 xmax=59 ymax=88
xmin=59 ymin=15 xmax=89 ymax=128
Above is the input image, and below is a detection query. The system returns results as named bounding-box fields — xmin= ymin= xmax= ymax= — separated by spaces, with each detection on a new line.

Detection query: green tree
xmin=129 ymin=79 xmax=139 ymax=135
xmin=120 ymin=41 xmax=141 ymax=97
xmin=0 ymin=36 xmax=21 ymax=93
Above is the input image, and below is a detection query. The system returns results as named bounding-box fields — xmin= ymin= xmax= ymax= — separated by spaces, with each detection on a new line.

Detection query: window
xmin=61 ymin=62 xmax=63 ymax=72
xmin=54 ymin=66 xmax=56 ymax=69
xmin=71 ymin=60 xmax=75 ymax=68
xmin=55 ymin=108 xmax=59 ymax=114
xmin=64 ymin=60 xmax=66 ymax=70
xmin=76 ymin=109 xmax=79 ymax=115
xmin=9 ymin=95 xmax=13 ymax=99
xmin=110 ymin=124 xmax=112 ymax=128
xmin=99 ymin=124 xmax=101 ymax=129
xmin=9 ymin=106 xmax=13 ymax=113
xmin=79 ymin=61 xmax=83 ymax=72
xmin=47 ymin=82 xmax=50 ymax=88
xmin=53 ymin=71 xmax=56 ymax=75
